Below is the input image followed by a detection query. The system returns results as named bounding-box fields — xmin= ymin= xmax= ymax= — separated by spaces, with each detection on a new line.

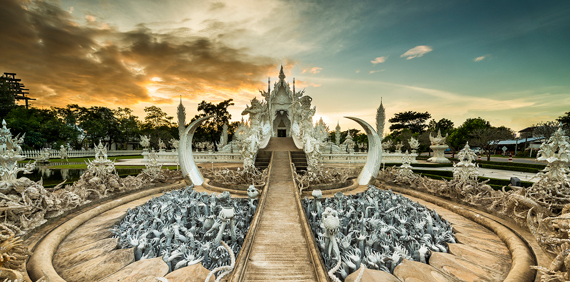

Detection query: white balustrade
xmin=21 ymin=149 xmax=143 ymax=160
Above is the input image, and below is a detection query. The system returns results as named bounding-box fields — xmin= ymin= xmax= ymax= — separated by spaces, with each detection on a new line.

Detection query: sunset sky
xmin=2 ymin=0 xmax=569 ymax=133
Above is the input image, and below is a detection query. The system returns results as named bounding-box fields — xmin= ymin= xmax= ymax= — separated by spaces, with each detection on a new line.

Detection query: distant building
xmin=0 ymin=73 xmax=36 ymax=109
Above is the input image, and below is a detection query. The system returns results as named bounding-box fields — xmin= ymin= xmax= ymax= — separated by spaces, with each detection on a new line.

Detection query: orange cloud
xmin=0 ymin=0 xmax=278 ymax=110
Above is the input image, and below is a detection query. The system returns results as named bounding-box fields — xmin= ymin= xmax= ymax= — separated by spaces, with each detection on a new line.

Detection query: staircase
xmin=290 ymin=151 xmax=308 ymax=173
xmin=254 ymin=151 xmax=272 ymax=170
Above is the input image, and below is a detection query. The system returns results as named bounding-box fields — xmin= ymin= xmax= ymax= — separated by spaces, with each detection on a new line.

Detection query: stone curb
xmin=27 ymin=182 xmax=185 ymax=282
xmin=202 ymin=178 xmax=249 ymax=196
xmin=385 ymin=184 xmax=536 ymax=282
xmin=300 ymin=178 xmax=358 ymax=198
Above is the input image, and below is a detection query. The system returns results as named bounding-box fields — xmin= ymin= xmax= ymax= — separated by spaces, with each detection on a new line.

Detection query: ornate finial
xmin=268 ymin=77 xmax=270 ymax=93
xmin=279 ymin=65 xmax=285 ymax=81
xmin=2 ymin=119 xmax=6 ymax=128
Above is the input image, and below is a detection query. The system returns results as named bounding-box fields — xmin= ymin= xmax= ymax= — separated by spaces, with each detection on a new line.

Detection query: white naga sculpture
xmin=0 ymin=121 xmax=83 ymax=232
xmin=0 ymin=120 xmax=35 ymax=183
xmin=140 ymin=135 xmax=150 ymax=150
xmin=59 ymin=145 xmax=69 ymax=162
xmin=427 ymin=129 xmax=450 ymax=163
xmin=453 ymin=142 xmax=479 ymax=182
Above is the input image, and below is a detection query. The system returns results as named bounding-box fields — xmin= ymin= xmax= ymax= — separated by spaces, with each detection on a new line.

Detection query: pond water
xmin=17 ymin=166 xmax=143 ymax=188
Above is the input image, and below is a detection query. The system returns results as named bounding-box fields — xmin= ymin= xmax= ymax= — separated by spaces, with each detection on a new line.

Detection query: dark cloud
xmin=0 ymin=0 xmax=277 ymax=109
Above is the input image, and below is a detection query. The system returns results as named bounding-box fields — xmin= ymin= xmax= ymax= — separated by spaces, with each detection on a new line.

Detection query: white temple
xmin=246 ymin=65 xmax=310 ymax=138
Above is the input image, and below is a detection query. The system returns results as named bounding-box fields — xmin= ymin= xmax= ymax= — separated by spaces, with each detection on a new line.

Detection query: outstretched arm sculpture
xmin=344 ymin=116 xmax=382 ymax=185
xmin=179 ymin=115 xmax=213 ymax=186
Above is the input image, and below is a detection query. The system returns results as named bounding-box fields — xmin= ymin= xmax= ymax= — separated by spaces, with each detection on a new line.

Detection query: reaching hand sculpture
xmin=322 ymin=207 xmax=340 ymax=259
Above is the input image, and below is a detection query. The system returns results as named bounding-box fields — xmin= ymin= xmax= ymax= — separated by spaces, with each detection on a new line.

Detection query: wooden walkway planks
xmin=242 ymin=149 xmax=317 ymax=281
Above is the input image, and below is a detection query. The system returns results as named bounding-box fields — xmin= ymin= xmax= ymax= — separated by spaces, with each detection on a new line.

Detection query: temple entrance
xmin=272 ymin=110 xmax=290 ymax=137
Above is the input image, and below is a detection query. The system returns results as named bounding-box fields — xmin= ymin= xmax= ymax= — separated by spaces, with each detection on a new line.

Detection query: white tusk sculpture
xmin=179 ymin=115 xmax=213 ymax=185
xmin=344 ymin=116 xmax=382 ymax=185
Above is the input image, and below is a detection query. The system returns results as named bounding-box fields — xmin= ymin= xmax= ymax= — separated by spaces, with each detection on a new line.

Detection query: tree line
xmin=382 ymin=111 xmax=570 ymax=161
xmin=1 ymin=99 xmax=236 ymax=151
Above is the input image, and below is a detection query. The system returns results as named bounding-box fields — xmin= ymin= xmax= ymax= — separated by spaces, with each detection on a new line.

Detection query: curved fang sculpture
xmin=344 ymin=116 xmax=382 ymax=185
xmin=179 ymin=115 xmax=213 ymax=185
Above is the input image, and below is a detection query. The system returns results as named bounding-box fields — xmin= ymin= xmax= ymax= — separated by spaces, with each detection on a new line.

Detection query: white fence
xmin=143 ymin=150 xmax=243 ymax=164
xmin=22 ymin=149 xmax=143 ymax=160
xmin=142 ymin=150 xmax=417 ymax=165
xmin=321 ymin=152 xmax=418 ymax=164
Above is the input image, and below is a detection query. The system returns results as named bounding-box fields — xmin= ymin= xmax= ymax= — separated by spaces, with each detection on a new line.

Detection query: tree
xmin=114 ymin=107 xmax=140 ymax=149
xmin=388 ymin=111 xmax=431 ymax=134
xmin=427 ymin=118 xmax=454 ymax=135
xmin=142 ymin=106 xmax=175 ymax=149
xmin=557 ymin=112 xmax=570 ymax=132
xmin=78 ymin=106 xmax=120 ymax=147
xmin=469 ymin=126 xmax=514 ymax=161
xmin=532 ymin=121 xmax=558 ymax=140
xmin=190 ymin=99 xmax=235 ymax=148
xmin=5 ymin=107 xmax=78 ymax=149
xmin=447 ymin=117 xmax=490 ymax=157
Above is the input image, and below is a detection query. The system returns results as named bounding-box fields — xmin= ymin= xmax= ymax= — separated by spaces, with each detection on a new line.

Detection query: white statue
xmin=143 ymin=149 xmax=162 ymax=179
xmin=427 ymin=129 xmax=451 ymax=164
xmin=343 ymin=130 xmax=355 ymax=153
xmin=36 ymin=148 xmax=50 ymax=163
xmin=382 ymin=139 xmax=393 ymax=152
xmin=158 ymin=139 xmax=166 ymax=152
xmin=376 ymin=100 xmax=385 ymax=139
xmin=536 ymin=125 xmax=570 ymax=184
xmin=429 ymin=129 xmax=448 ymax=146
xmin=219 ymin=124 xmax=228 ymax=147
xmin=140 ymin=135 xmax=150 ymax=150
xmin=395 ymin=142 xmax=403 ymax=154
xmin=453 ymin=142 xmax=479 ymax=182
xmin=409 ymin=136 xmax=420 ymax=153
xmin=397 ymin=151 xmax=416 ymax=181
xmin=0 ymin=120 xmax=36 ymax=184
xmin=170 ymin=138 xmax=179 ymax=151
xmin=59 ymin=145 xmax=69 ymax=162
xmin=335 ymin=122 xmax=341 ymax=145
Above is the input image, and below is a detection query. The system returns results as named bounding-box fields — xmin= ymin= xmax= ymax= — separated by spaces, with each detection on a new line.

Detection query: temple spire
xmin=267 ymin=77 xmax=270 ymax=93
xmin=279 ymin=65 xmax=286 ymax=81
xmin=293 ymin=78 xmax=295 ymax=94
